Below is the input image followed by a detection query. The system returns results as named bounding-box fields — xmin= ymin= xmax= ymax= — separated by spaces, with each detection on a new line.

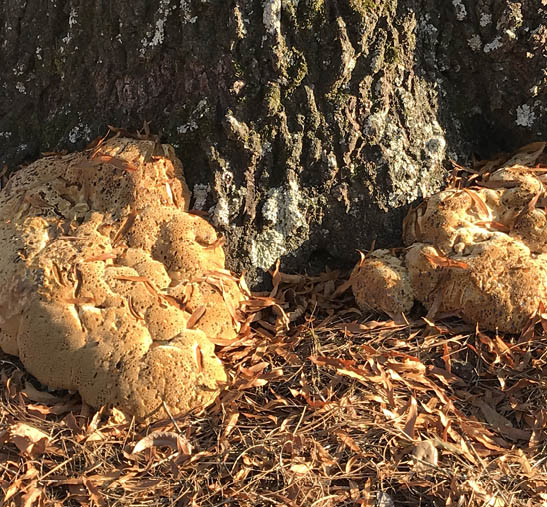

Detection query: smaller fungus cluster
xmin=352 ymin=142 xmax=547 ymax=334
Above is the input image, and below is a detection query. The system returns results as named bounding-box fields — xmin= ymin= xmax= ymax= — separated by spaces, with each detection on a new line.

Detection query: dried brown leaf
xmin=22 ymin=382 xmax=65 ymax=404
xmin=8 ymin=422 xmax=51 ymax=457
xmin=132 ymin=431 xmax=192 ymax=455
xmin=423 ymin=252 xmax=469 ymax=270
xmin=471 ymin=398 xmax=532 ymax=442
xmin=51 ymin=262 xmax=68 ymax=287
xmin=201 ymin=235 xmax=226 ymax=250
xmin=21 ymin=485 xmax=42 ymax=507
xmin=310 ymin=355 xmax=371 ymax=384
xmin=186 ymin=305 xmax=206 ymax=329
xmin=463 ymin=188 xmax=490 ymax=217
xmin=61 ymin=296 xmax=95 ymax=305
xmin=476 ymin=179 xmax=520 ymax=189
xmin=83 ymin=477 xmax=104 ymax=505
xmin=127 ymin=296 xmax=145 ymax=321
xmin=403 ymin=396 xmax=418 ymax=439
xmin=193 ymin=343 xmax=203 ymax=373
xmin=412 ymin=440 xmax=438 ymax=472
xmin=335 ymin=430 xmax=361 ymax=453
xmin=159 ymin=293 xmax=187 ymax=311
xmin=475 ymin=220 xmax=510 ymax=233
xmin=94 ymin=154 xmax=138 ymax=172
xmin=83 ymin=252 xmax=117 ymax=262
xmin=112 ymin=209 xmax=137 ymax=245
xmin=289 ymin=462 xmax=311 ymax=474
xmin=222 ymin=412 xmax=240 ymax=440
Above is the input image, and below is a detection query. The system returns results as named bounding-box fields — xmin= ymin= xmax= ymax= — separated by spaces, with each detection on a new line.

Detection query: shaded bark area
xmin=1 ymin=0 xmax=545 ymax=287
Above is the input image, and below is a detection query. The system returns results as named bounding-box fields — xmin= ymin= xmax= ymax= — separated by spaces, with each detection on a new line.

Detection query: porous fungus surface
xmin=353 ymin=143 xmax=547 ymax=333
xmin=352 ymin=250 xmax=414 ymax=316
xmin=0 ymin=138 xmax=243 ymax=419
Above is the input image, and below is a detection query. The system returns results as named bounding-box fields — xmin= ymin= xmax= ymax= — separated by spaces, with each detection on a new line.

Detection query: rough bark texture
xmin=1 ymin=0 xmax=545 ymax=287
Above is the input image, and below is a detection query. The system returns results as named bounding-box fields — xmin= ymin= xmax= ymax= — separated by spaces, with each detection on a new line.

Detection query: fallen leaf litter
xmin=0 ymin=135 xmax=546 ymax=505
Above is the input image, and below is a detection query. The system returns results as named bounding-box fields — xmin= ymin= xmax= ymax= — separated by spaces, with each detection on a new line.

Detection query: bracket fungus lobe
xmin=352 ymin=142 xmax=547 ymax=334
xmin=0 ymin=138 xmax=243 ymax=420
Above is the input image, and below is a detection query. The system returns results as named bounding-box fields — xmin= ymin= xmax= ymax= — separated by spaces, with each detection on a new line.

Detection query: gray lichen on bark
xmin=0 ymin=0 xmax=545 ymax=286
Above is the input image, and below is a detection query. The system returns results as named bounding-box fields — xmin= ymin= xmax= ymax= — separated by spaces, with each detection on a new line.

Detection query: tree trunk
xmin=1 ymin=0 xmax=545 ymax=287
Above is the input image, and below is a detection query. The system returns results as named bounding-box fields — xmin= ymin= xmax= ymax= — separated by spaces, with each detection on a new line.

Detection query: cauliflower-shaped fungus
xmin=0 ymin=138 xmax=243 ymax=419
xmin=353 ymin=143 xmax=547 ymax=333
xmin=352 ymin=250 xmax=414 ymax=316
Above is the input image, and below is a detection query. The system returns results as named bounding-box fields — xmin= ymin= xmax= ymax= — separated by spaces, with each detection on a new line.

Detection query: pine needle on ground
xmin=1 ymin=268 xmax=546 ymax=506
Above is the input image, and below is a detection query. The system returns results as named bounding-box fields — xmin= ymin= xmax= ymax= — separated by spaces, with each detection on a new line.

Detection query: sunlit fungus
xmin=353 ymin=143 xmax=547 ymax=333
xmin=0 ymin=138 xmax=243 ymax=419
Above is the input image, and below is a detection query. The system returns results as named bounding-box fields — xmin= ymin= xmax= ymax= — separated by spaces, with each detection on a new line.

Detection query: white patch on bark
xmin=250 ymin=179 xmax=310 ymax=270
xmin=425 ymin=136 xmax=446 ymax=156
xmin=68 ymin=7 xmax=77 ymax=27
xmin=180 ymin=0 xmax=197 ymax=23
xmin=467 ymin=35 xmax=482 ymax=51
xmin=384 ymin=103 xmax=446 ymax=208
xmin=365 ymin=107 xmax=389 ymax=138
xmin=68 ymin=123 xmax=91 ymax=144
xmin=211 ymin=197 xmax=230 ymax=227
xmin=263 ymin=0 xmax=282 ymax=37
xmin=141 ymin=0 xmax=173 ymax=54
xmin=515 ymin=105 xmax=536 ymax=127
xmin=62 ymin=8 xmax=78 ymax=45
xmin=177 ymin=121 xmax=198 ymax=134
xmin=483 ymin=36 xmax=503 ymax=53
xmin=192 ymin=184 xmax=210 ymax=210
xmin=452 ymin=0 xmax=467 ymax=21
xmin=480 ymin=13 xmax=492 ymax=26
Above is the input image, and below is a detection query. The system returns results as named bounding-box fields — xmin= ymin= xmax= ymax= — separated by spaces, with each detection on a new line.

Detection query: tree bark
xmin=1 ymin=0 xmax=545 ymax=287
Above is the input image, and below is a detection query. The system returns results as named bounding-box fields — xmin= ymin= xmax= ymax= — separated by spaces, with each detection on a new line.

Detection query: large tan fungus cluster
xmin=353 ymin=142 xmax=547 ymax=333
xmin=0 ymin=138 xmax=244 ymax=419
